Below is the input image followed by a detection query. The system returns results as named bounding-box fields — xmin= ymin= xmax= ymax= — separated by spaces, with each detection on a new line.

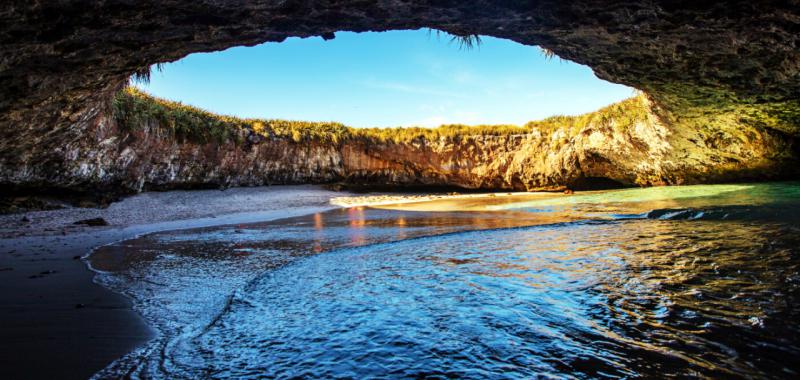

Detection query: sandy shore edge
xmin=0 ymin=185 xmax=352 ymax=239
xmin=1 ymin=185 xmax=559 ymax=379
xmin=331 ymin=191 xmax=552 ymax=208
xmin=0 ymin=185 xmax=352 ymax=379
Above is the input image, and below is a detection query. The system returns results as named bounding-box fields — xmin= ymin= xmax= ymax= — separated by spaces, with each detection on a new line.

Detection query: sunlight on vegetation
xmin=113 ymin=87 xmax=650 ymax=145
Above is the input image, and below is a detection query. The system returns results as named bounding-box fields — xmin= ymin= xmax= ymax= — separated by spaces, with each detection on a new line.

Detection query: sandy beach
xmin=0 ymin=185 xmax=348 ymax=239
xmin=3 ymin=183 xmax=799 ymax=378
xmin=331 ymin=191 xmax=563 ymax=212
xmin=0 ymin=185 xmax=349 ymax=379
xmin=0 ymin=185 xmax=557 ymax=379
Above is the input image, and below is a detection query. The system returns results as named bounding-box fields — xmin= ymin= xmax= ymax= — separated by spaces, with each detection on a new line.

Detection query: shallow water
xmin=91 ymin=182 xmax=800 ymax=379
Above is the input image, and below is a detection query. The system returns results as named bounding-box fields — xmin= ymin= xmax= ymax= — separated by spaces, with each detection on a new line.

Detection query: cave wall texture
xmin=3 ymin=89 xmax=792 ymax=199
xmin=1 ymin=1 xmax=800 ymax=197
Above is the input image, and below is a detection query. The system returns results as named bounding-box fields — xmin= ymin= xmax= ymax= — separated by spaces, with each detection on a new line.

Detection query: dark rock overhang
xmin=1 ymin=1 xmax=799 ymax=134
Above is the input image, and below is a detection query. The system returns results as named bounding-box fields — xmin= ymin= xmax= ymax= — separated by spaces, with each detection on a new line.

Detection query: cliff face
xmin=1 ymin=1 xmax=799 ymax=199
xmin=358 ymin=114 xmax=797 ymax=191
xmin=2 ymin=91 xmax=794 ymax=200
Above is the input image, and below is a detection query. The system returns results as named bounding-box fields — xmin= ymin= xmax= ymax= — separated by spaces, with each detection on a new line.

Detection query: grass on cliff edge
xmin=112 ymin=87 xmax=649 ymax=145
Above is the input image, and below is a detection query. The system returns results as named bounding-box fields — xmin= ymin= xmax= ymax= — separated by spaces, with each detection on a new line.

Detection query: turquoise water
xmin=91 ymin=183 xmax=800 ymax=379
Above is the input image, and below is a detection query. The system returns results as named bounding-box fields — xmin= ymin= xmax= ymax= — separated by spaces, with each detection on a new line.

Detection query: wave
xmin=127 ymin=211 xmax=800 ymax=379
xmin=88 ymin=183 xmax=800 ymax=378
xmin=642 ymin=204 xmax=799 ymax=222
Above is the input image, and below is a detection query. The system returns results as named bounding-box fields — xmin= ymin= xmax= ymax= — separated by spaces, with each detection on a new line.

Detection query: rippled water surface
xmin=91 ymin=183 xmax=800 ymax=379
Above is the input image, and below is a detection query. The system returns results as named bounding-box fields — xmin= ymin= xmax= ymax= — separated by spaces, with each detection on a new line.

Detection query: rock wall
xmin=1 ymin=1 xmax=799 ymax=199
xmin=270 ymin=96 xmax=799 ymax=190
xmin=2 ymin=1 xmax=799 ymax=135
xmin=2 ymin=92 xmax=795 ymax=200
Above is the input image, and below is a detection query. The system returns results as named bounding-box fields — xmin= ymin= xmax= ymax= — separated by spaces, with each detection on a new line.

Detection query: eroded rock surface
xmin=2 ymin=91 xmax=794 ymax=200
xmin=1 ymin=1 xmax=799 ymax=197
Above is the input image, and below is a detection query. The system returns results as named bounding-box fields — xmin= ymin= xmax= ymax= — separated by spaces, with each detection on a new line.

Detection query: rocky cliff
xmin=1 ymin=1 xmax=800 ymax=201
xmin=2 ymin=89 xmax=794 ymax=202
xmin=3 ymin=1 xmax=799 ymax=134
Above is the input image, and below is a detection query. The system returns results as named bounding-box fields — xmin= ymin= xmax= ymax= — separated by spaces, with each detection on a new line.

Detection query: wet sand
xmin=0 ymin=186 xmax=563 ymax=378
xmin=331 ymin=191 xmax=562 ymax=211
xmin=0 ymin=185 xmax=349 ymax=379
xmin=332 ymin=191 xmax=564 ymax=212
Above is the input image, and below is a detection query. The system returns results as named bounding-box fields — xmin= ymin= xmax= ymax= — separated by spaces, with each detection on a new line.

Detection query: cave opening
xmin=132 ymin=29 xmax=635 ymax=129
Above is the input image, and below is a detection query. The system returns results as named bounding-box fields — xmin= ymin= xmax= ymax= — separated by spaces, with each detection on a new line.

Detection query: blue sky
xmin=137 ymin=30 xmax=635 ymax=128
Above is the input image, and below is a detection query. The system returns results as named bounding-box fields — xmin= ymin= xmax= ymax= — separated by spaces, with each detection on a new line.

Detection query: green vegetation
xmin=351 ymin=124 xmax=529 ymax=144
xmin=526 ymin=95 xmax=650 ymax=135
xmin=112 ymin=87 xmax=650 ymax=146
xmin=113 ymin=87 xmax=248 ymax=144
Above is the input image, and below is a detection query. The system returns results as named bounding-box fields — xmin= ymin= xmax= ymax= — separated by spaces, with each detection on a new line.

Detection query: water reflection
xmin=170 ymin=221 xmax=797 ymax=379
xmin=91 ymin=183 xmax=800 ymax=379
xmin=90 ymin=208 xmax=547 ymax=274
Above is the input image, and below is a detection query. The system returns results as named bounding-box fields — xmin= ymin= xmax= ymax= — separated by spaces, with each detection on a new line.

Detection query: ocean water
xmin=90 ymin=183 xmax=800 ymax=379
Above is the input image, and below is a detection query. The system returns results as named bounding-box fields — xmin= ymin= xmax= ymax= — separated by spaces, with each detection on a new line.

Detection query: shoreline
xmin=1 ymin=186 xmax=582 ymax=378
xmin=0 ymin=185 xmax=350 ymax=379
xmin=0 ymin=185 xmax=348 ymax=239
xmin=3 ymin=182 xmax=795 ymax=378
xmin=331 ymin=191 xmax=559 ymax=208
xmin=333 ymin=191 xmax=566 ymax=212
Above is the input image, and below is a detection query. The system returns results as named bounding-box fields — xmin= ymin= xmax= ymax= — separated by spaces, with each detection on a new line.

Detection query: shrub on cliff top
xmin=113 ymin=87 xmax=648 ymax=146
xmin=526 ymin=95 xmax=649 ymax=135
xmin=113 ymin=87 xmax=247 ymax=144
